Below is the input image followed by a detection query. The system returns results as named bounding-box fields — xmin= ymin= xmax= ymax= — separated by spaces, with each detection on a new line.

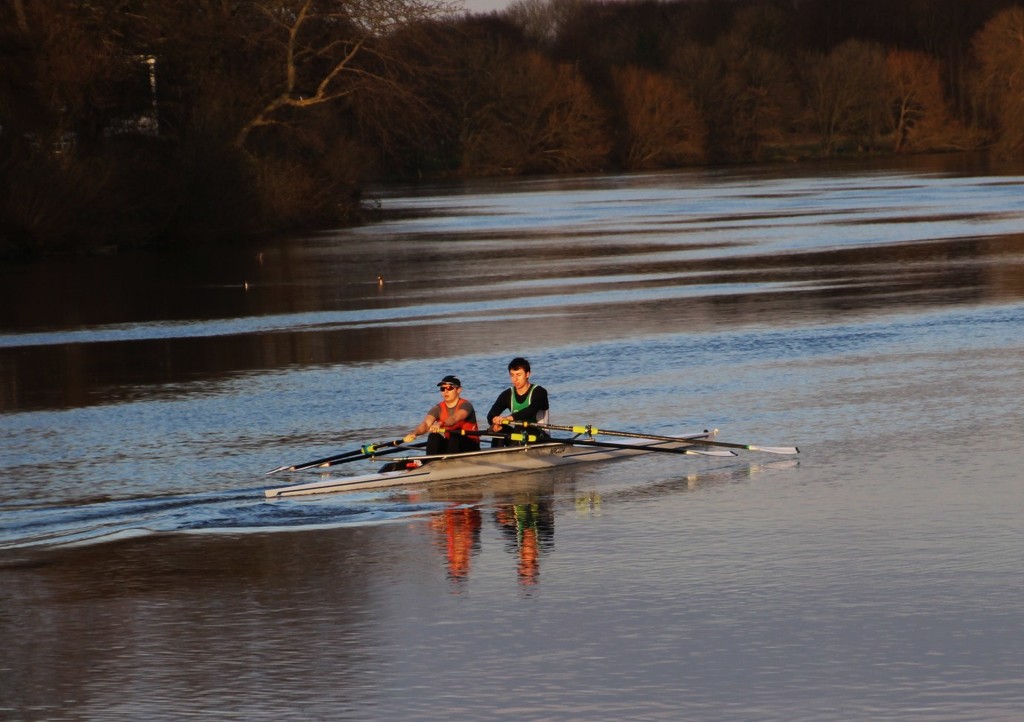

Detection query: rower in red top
xmin=403 ymin=375 xmax=481 ymax=456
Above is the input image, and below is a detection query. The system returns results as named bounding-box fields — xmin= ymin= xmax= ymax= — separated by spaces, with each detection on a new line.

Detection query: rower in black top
xmin=487 ymin=357 xmax=550 ymax=446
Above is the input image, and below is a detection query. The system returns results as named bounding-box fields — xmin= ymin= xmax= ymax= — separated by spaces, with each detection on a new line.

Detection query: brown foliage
xmin=972 ymin=6 xmax=1024 ymax=158
xmin=669 ymin=3 xmax=800 ymax=162
xmin=612 ymin=66 xmax=705 ymax=169
xmin=460 ymin=50 xmax=611 ymax=175
xmin=799 ymin=40 xmax=889 ymax=154
xmin=6 ymin=0 xmax=1024 ymax=256
xmin=883 ymin=49 xmax=966 ymax=153
xmin=0 ymin=0 xmax=146 ymax=145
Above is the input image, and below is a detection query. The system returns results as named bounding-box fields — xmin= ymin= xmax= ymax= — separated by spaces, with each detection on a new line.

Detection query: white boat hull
xmin=265 ymin=431 xmax=714 ymax=498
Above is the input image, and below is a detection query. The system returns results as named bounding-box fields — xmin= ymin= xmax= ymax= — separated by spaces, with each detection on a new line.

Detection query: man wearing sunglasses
xmin=402 ymin=375 xmax=481 ymax=456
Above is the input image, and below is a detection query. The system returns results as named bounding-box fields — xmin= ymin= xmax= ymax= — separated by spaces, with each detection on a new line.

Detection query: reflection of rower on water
xmin=495 ymin=500 xmax=555 ymax=587
xmin=431 ymin=506 xmax=482 ymax=583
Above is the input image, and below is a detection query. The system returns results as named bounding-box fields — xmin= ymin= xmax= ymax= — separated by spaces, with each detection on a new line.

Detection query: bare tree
xmin=1 ymin=0 xmax=145 ymax=148
xmin=971 ymin=6 xmax=1024 ymax=158
xmin=233 ymin=0 xmax=460 ymax=149
xmin=884 ymin=49 xmax=964 ymax=153
xmin=665 ymin=3 xmax=801 ymax=162
xmin=721 ymin=50 xmax=799 ymax=159
xmin=799 ymin=39 xmax=888 ymax=154
xmin=10 ymin=0 xmax=30 ymax=35
xmin=668 ymin=41 xmax=727 ymax=158
xmin=613 ymin=66 xmax=704 ymax=169
xmin=0 ymin=0 xmax=165 ymax=255
xmin=502 ymin=0 xmax=581 ymax=46
xmin=460 ymin=49 xmax=610 ymax=174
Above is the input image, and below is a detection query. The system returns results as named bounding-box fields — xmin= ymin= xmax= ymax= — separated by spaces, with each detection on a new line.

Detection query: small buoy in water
xmin=377 ymin=274 xmax=385 ymax=288
xmin=244 ymin=281 xmax=249 ymax=291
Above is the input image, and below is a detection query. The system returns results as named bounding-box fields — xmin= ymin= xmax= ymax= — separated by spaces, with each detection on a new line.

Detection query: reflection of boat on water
xmin=265 ymin=431 xmax=718 ymax=498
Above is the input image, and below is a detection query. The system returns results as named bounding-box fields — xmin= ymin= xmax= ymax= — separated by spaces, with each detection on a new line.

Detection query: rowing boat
xmin=264 ymin=430 xmax=718 ymax=498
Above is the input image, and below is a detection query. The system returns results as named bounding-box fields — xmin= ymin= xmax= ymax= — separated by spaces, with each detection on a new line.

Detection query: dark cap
xmin=437 ymin=375 xmax=461 ymax=388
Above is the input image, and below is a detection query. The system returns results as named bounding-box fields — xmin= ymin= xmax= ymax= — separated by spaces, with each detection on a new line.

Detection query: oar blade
xmin=687 ymin=448 xmax=737 ymax=457
xmin=749 ymin=445 xmax=800 ymax=455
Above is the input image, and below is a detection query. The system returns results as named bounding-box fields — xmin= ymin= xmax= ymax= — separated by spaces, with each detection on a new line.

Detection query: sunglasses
xmin=439 ymin=385 xmax=457 ymax=392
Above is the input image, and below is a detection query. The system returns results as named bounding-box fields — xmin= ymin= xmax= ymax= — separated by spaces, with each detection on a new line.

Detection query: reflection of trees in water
xmin=494 ymin=501 xmax=555 ymax=587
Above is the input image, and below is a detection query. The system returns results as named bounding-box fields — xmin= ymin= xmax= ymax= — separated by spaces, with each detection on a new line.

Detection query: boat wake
xmin=0 ymin=487 xmax=447 ymax=552
xmin=1 ymin=457 xmax=800 ymax=553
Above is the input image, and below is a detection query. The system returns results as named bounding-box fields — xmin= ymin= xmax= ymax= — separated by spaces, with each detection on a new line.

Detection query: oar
xmin=266 ymin=427 xmax=521 ymax=475
xmin=557 ymin=436 xmax=736 ymax=457
xmin=313 ymin=441 xmax=429 ymax=470
xmin=510 ymin=421 xmax=800 ymax=455
xmin=266 ymin=437 xmax=413 ymax=474
xmin=373 ymin=433 xmax=733 ymax=467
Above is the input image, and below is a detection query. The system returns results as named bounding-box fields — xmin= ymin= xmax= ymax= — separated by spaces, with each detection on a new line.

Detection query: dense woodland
xmin=2 ymin=0 xmax=1023 ymax=258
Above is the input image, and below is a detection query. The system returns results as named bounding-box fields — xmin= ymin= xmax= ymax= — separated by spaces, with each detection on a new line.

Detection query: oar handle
xmin=441 ymin=429 xmax=540 ymax=442
xmin=448 ymin=429 xmax=540 ymax=442
xmin=505 ymin=420 xmax=598 ymax=435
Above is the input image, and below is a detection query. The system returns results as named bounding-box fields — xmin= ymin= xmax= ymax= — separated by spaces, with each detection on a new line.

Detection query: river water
xmin=2 ymin=155 xmax=1023 ymax=721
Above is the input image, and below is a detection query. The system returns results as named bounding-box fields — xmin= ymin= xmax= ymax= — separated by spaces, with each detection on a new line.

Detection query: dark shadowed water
xmin=2 ymin=155 xmax=1023 ymax=721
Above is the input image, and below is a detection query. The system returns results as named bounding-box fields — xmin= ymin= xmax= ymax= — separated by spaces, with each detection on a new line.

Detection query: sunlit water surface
xmin=2 ymin=156 xmax=1023 ymax=721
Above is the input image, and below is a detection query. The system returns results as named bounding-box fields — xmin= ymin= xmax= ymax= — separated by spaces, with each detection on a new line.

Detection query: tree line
xmin=2 ymin=0 xmax=1023 ymax=258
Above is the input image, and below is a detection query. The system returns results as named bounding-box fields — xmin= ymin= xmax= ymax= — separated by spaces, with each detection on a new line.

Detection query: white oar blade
xmin=750 ymin=445 xmax=800 ymax=455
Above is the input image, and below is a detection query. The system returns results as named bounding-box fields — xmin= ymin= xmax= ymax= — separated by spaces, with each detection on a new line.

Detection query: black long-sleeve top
xmin=486 ymin=384 xmax=549 ymax=424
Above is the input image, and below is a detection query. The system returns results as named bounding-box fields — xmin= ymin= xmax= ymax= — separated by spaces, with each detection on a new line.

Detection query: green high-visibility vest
xmin=510 ymin=385 xmax=535 ymax=415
